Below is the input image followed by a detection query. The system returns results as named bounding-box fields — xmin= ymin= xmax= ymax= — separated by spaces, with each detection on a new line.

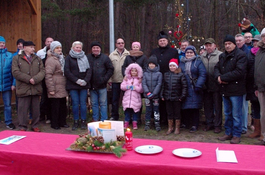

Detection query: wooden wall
xmin=0 ymin=0 xmax=41 ymax=53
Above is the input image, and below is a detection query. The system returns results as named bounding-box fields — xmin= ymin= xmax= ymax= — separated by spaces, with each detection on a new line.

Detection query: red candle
xmin=125 ymin=128 xmax=133 ymax=151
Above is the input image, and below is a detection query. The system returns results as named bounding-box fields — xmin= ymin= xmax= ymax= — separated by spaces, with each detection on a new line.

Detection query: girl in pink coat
xmin=121 ymin=63 xmax=143 ymax=129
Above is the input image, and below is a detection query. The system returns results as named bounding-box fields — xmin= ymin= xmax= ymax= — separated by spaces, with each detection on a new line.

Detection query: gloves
xmin=147 ymin=92 xmax=153 ymax=99
xmin=126 ymin=85 xmax=130 ymax=90
xmin=130 ymin=85 xmax=135 ymax=90
xmin=80 ymin=80 xmax=87 ymax=86
xmin=76 ymin=79 xmax=82 ymax=85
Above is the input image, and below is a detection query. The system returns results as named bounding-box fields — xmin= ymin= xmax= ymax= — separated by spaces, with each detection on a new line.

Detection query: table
xmin=0 ymin=130 xmax=264 ymax=175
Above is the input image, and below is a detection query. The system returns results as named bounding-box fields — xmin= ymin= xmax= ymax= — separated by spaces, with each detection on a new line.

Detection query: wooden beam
xmin=27 ymin=0 xmax=37 ymax=15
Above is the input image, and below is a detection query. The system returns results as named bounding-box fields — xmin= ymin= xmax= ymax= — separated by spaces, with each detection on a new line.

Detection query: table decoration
xmin=125 ymin=128 xmax=133 ymax=151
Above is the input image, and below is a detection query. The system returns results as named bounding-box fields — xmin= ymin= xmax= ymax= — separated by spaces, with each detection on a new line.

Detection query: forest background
xmin=41 ymin=0 xmax=265 ymax=55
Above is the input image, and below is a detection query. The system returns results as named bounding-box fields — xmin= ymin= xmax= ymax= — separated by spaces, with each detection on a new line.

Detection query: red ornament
xmin=171 ymin=45 xmax=175 ymax=48
xmin=238 ymin=23 xmax=241 ymax=27
xmin=177 ymin=25 xmax=180 ymax=28
xmin=174 ymin=31 xmax=184 ymax=40
xmin=175 ymin=13 xmax=179 ymax=17
xmin=178 ymin=42 xmax=181 ymax=46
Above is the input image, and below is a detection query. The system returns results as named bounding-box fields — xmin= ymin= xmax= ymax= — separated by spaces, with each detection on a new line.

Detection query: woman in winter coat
xmin=64 ymin=41 xmax=92 ymax=130
xmin=121 ymin=63 xmax=143 ymax=130
xmin=45 ymin=41 xmax=68 ymax=130
xmin=179 ymin=45 xmax=207 ymax=132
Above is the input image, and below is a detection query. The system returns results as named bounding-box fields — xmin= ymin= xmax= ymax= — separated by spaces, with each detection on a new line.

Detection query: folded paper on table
xmin=98 ymin=128 xmax=116 ymax=143
xmin=104 ymin=120 xmax=124 ymax=136
xmin=0 ymin=135 xmax=26 ymax=145
xmin=216 ymin=147 xmax=238 ymax=163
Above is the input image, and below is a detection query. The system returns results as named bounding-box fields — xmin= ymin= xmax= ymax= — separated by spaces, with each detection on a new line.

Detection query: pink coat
xmin=120 ymin=63 xmax=143 ymax=113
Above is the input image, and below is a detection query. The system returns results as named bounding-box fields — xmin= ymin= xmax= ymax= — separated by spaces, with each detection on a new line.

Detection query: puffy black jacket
xmin=214 ymin=47 xmax=247 ymax=96
xmin=161 ymin=68 xmax=187 ymax=101
xmin=142 ymin=65 xmax=163 ymax=99
xmin=122 ymin=51 xmax=147 ymax=76
xmin=87 ymin=53 xmax=114 ymax=90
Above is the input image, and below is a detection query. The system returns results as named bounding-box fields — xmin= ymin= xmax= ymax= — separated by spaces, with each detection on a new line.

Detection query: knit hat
xmin=131 ymin=42 xmax=141 ymax=49
xmin=157 ymin=31 xmax=168 ymax=40
xmin=23 ymin=41 xmax=35 ymax=47
xmin=223 ymin=35 xmax=236 ymax=45
xmin=0 ymin=36 xmax=6 ymax=43
xmin=90 ymin=41 xmax=102 ymax=49
xmin=252 ymin=35 xmax=261 ymax=41
xmin=50 ymin=41 xmax=62 ymax=52
xmin=16 ymin=38 xmax=25 ymax=45
xmin=185 ymin=45 xmax=197 ymax=55
xmin=261 ymin=28 xmax=265 ymax=37
xmin=148 ymin=55 xmax=158 ymax=66
xmin=169 ymin=58 xmax=179 ymax=68
xmin=240 ymin=18 xmax=251 ymax=28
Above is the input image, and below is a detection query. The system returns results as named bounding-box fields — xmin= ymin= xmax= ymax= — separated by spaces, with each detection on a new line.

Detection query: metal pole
xmin=109 ymin=0 xmax=115 ymax=53
xmin=186 ymin=0 xmax=189 ymax=39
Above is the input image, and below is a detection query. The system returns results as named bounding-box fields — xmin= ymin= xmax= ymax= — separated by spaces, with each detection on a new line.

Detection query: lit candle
xmin=99 ymin=122 xmax=111 ymax=129
xmin=125 ymin=128 xmax=133 ymax=151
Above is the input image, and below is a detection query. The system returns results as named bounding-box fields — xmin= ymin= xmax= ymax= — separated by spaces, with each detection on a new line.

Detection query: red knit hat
xmin=169 ymin=58 xmax=179 ymax=68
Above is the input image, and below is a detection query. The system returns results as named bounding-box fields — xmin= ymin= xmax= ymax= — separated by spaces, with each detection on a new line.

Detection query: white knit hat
xmin=261 ymin=28 xmax=265 ymax=37
xmin=50 ymin=41 xmax=62 ymax=52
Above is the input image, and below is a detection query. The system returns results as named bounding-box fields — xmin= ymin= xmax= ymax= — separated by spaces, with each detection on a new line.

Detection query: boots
xmin=166 ymin=120 xmax=174 ymax=135
xmin=144 ymin=120 xmax=151 ymax=131
xmin=258 ymin=134 xmax=264 ymax=141
xmin=72 ymin=120 xmax=79 ymax=131
xmin=174 ymin=120 xmax=180 ymax=134
xmin=124 ymin=121 xmax=129 ymax=128
xmin=155 ymin=120 xmax=161 ymax=132
xmin=133 ymin=121 xmax=138 ymax=130
xmin=81 ymin=119 xmax=87 ymax=130
xmin=248 ymin=119 xmax=261 ymax=138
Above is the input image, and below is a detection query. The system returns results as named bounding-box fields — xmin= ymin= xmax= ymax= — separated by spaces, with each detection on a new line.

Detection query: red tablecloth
xmin=0 ymin=130 xmax=264 ymax=175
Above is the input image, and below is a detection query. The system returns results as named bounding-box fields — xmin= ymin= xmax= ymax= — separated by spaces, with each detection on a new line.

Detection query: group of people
xmin=1 ymin=17 xmax=265 ymax=146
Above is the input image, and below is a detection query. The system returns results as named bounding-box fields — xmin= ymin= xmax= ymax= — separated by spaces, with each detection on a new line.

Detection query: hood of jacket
xmin=125 ymin=63 xmax=143 ymax=79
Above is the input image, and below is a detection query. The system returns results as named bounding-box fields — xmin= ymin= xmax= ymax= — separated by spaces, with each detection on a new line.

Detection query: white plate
xmin=135 ymin=145 xmax=163 ymax=154
xmin=172 ymin=148 xmax=202 ymax=158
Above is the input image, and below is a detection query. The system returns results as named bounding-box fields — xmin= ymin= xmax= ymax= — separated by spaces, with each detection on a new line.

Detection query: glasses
xmin=117 ymin=42 xmax=124 ymax=44
xmin=186 ymin=51 xmax=194 ymax=54
xmin=244 ymin=36 xmax=252 ymax=39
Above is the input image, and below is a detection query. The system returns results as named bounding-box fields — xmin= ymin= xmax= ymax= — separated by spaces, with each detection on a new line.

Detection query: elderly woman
xmin=179 ymin=45 xmax=207 ymax=132
xmin=64 ymin=41 xmax=92 ymax=130
xmin=45 ymin=41 xmax=68 ymax=130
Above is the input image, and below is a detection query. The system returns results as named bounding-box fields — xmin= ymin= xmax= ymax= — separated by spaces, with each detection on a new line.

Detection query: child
xmin=121 ymin=63 xmax=143 ymax=129
xmin=142 ymin=55 xmax=163 ymax=131
xmin=161 ymin=58 xmax=187 ymax=135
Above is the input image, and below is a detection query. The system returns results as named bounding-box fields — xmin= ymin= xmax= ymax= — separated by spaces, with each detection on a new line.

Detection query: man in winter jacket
xmin=0 ymin=36 xmax=16 ymax=130
xmin=36 ymin=37 xmax=53 ymax=59
xmin=88 ymin=41 xmax=114 ymax=121
xmin=109 ymin=38 xmax=130 ymax=120
xmin=201 ymin=38 xmax=223 ymax=133
xmin=12 ymin=41 xmax=45 ymax=132
xmin=214 ymin=35 xmax=247 ymax=144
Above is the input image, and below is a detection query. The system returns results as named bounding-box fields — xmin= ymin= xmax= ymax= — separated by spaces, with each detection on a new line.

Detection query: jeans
xmin=111 ymin=83 xmax=121 ymax=120
xmin=124 ymin=108 xmax=140 ymax=122
xmin=1 ymin=91 xmax=12 ymax=125
xmin=223 ymin=95 xmax=243 ymax=137
xmin=90 ymin=88 xmax=108 ymax=121
xmin=145 ymin=98 xmax=159 ymax=121
xmin=70 ymin=89 xmax=87 ymax=121
xmin=242 ymin=94 xmax=249 ymax=132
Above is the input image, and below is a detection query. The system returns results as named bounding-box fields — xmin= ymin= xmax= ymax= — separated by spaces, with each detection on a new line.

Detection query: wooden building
xmin=0 ymin=0 xmax=41 ymax=52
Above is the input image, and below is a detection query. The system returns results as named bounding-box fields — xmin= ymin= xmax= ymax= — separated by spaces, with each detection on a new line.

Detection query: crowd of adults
xmin=0 ymin=17 xmax=265 ymax=145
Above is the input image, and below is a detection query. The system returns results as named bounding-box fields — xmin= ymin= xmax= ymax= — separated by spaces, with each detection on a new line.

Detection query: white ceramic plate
xmin=135 ymin=145 xmax=163 ymax=154
xmin=172 ymin=148 xmax=202 ymax=158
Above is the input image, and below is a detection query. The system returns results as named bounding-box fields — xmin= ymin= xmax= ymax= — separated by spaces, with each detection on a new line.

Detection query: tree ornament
xmin=174 ymin=31 xmax=184 ymax=40
xmin=178 ymin=42 xmax=181 ymax=46
xmin=169 ymin=31 xmax=172 ymax=34
xmin=238 ymin=23 xmax=241 ymax=27
xmin=171 ymin=45 xmax=175 ymax=48
xmin=175 ymin=13 xmax=179 ymax=17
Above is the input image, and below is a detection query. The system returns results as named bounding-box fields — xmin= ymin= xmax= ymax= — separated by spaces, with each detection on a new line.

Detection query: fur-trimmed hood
xmin=258 ymin=40 xmax=265 ymax=49
xmin=124 ymin=63 xmax=143 ymax=79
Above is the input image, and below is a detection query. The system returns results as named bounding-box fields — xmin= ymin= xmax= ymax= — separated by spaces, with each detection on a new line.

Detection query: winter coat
xmin=255 ymin=41 xmax=265 ymax=92
xmin=161 ymin=68 xmax=187 ymax=101
xmin=201 ymin=48 xmax=222 ymax=92
xmin=64 ymin=54 xmax=92 ymax=91
xmin=246 ymin=51 xmax=258 ymax=101
xmin=122 ymin=50 xmax=147 ymax=76
xmin=45 ymin=51 xmax=68 ymax=98
xmin=109 ymin=48 xmax=130 ymax=83
xmin=0 ymin=48 xmax=15 ymax=92
xmin=142 ymin=65 xmax=163 ymax=99
xmin=179 ymin=57 xmax=207 ymax=109
xmin=214 ymin=47 xmax=247 ymax=96
xmin=12 ymin=51 xmax=45 ymax=97
xmin=120 ymin=63 xmax=143 ymax=113
xmin=36 ymin=46 xmax=47 ymax=59
xmin=151 ymin=46 xmax=179 ymax=74
xmin=88 ymin=53 xmax=114 ymax=90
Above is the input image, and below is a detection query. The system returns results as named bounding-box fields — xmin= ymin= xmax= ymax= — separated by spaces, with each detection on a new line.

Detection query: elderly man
xmin=255 ymin=28 xmax=265 ymax=145
xmin=235 ymin=33 xmax=250 ymax=135
xmin=109 ymin=38 xmax=130 ymax=121
xmin=88 ymin=41 xmax=114 ymax=121
xmin=0 ymin=36 xmax=16 ymax=130
xmin=244 ymin=32 xmax=253 ymax=49
xmin=201 ymin=38 xmax=223 ymax=133
xmin=214 ymin=35 xmax=247 ymax=144
xmin=151 ymin=31 xmax=179 ymax=125
xmin=36 ymin=37 xmax=54 ymax=59
xmin=12 ymin=41 xmax=45 ymax=132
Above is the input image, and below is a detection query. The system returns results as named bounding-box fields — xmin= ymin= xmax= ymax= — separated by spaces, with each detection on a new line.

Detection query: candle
xmin=125 ymin=128 xmax=133 ymax=151
xmin=99 ymin=122 xmax=111 ymax=129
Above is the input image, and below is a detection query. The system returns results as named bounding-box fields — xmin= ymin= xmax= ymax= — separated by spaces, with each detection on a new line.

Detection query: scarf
xmin=69 ymin=49 xmax=90 ymax=72
xmin=251 ymin=47 xmax=259 ymax=56
xmin=181 ymin=56 xmax=197 ymax=77
xmin=129 ymin=50 xmax=143 ymax=57
xmin=51 ymin=52 xmax=65 ymax=74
